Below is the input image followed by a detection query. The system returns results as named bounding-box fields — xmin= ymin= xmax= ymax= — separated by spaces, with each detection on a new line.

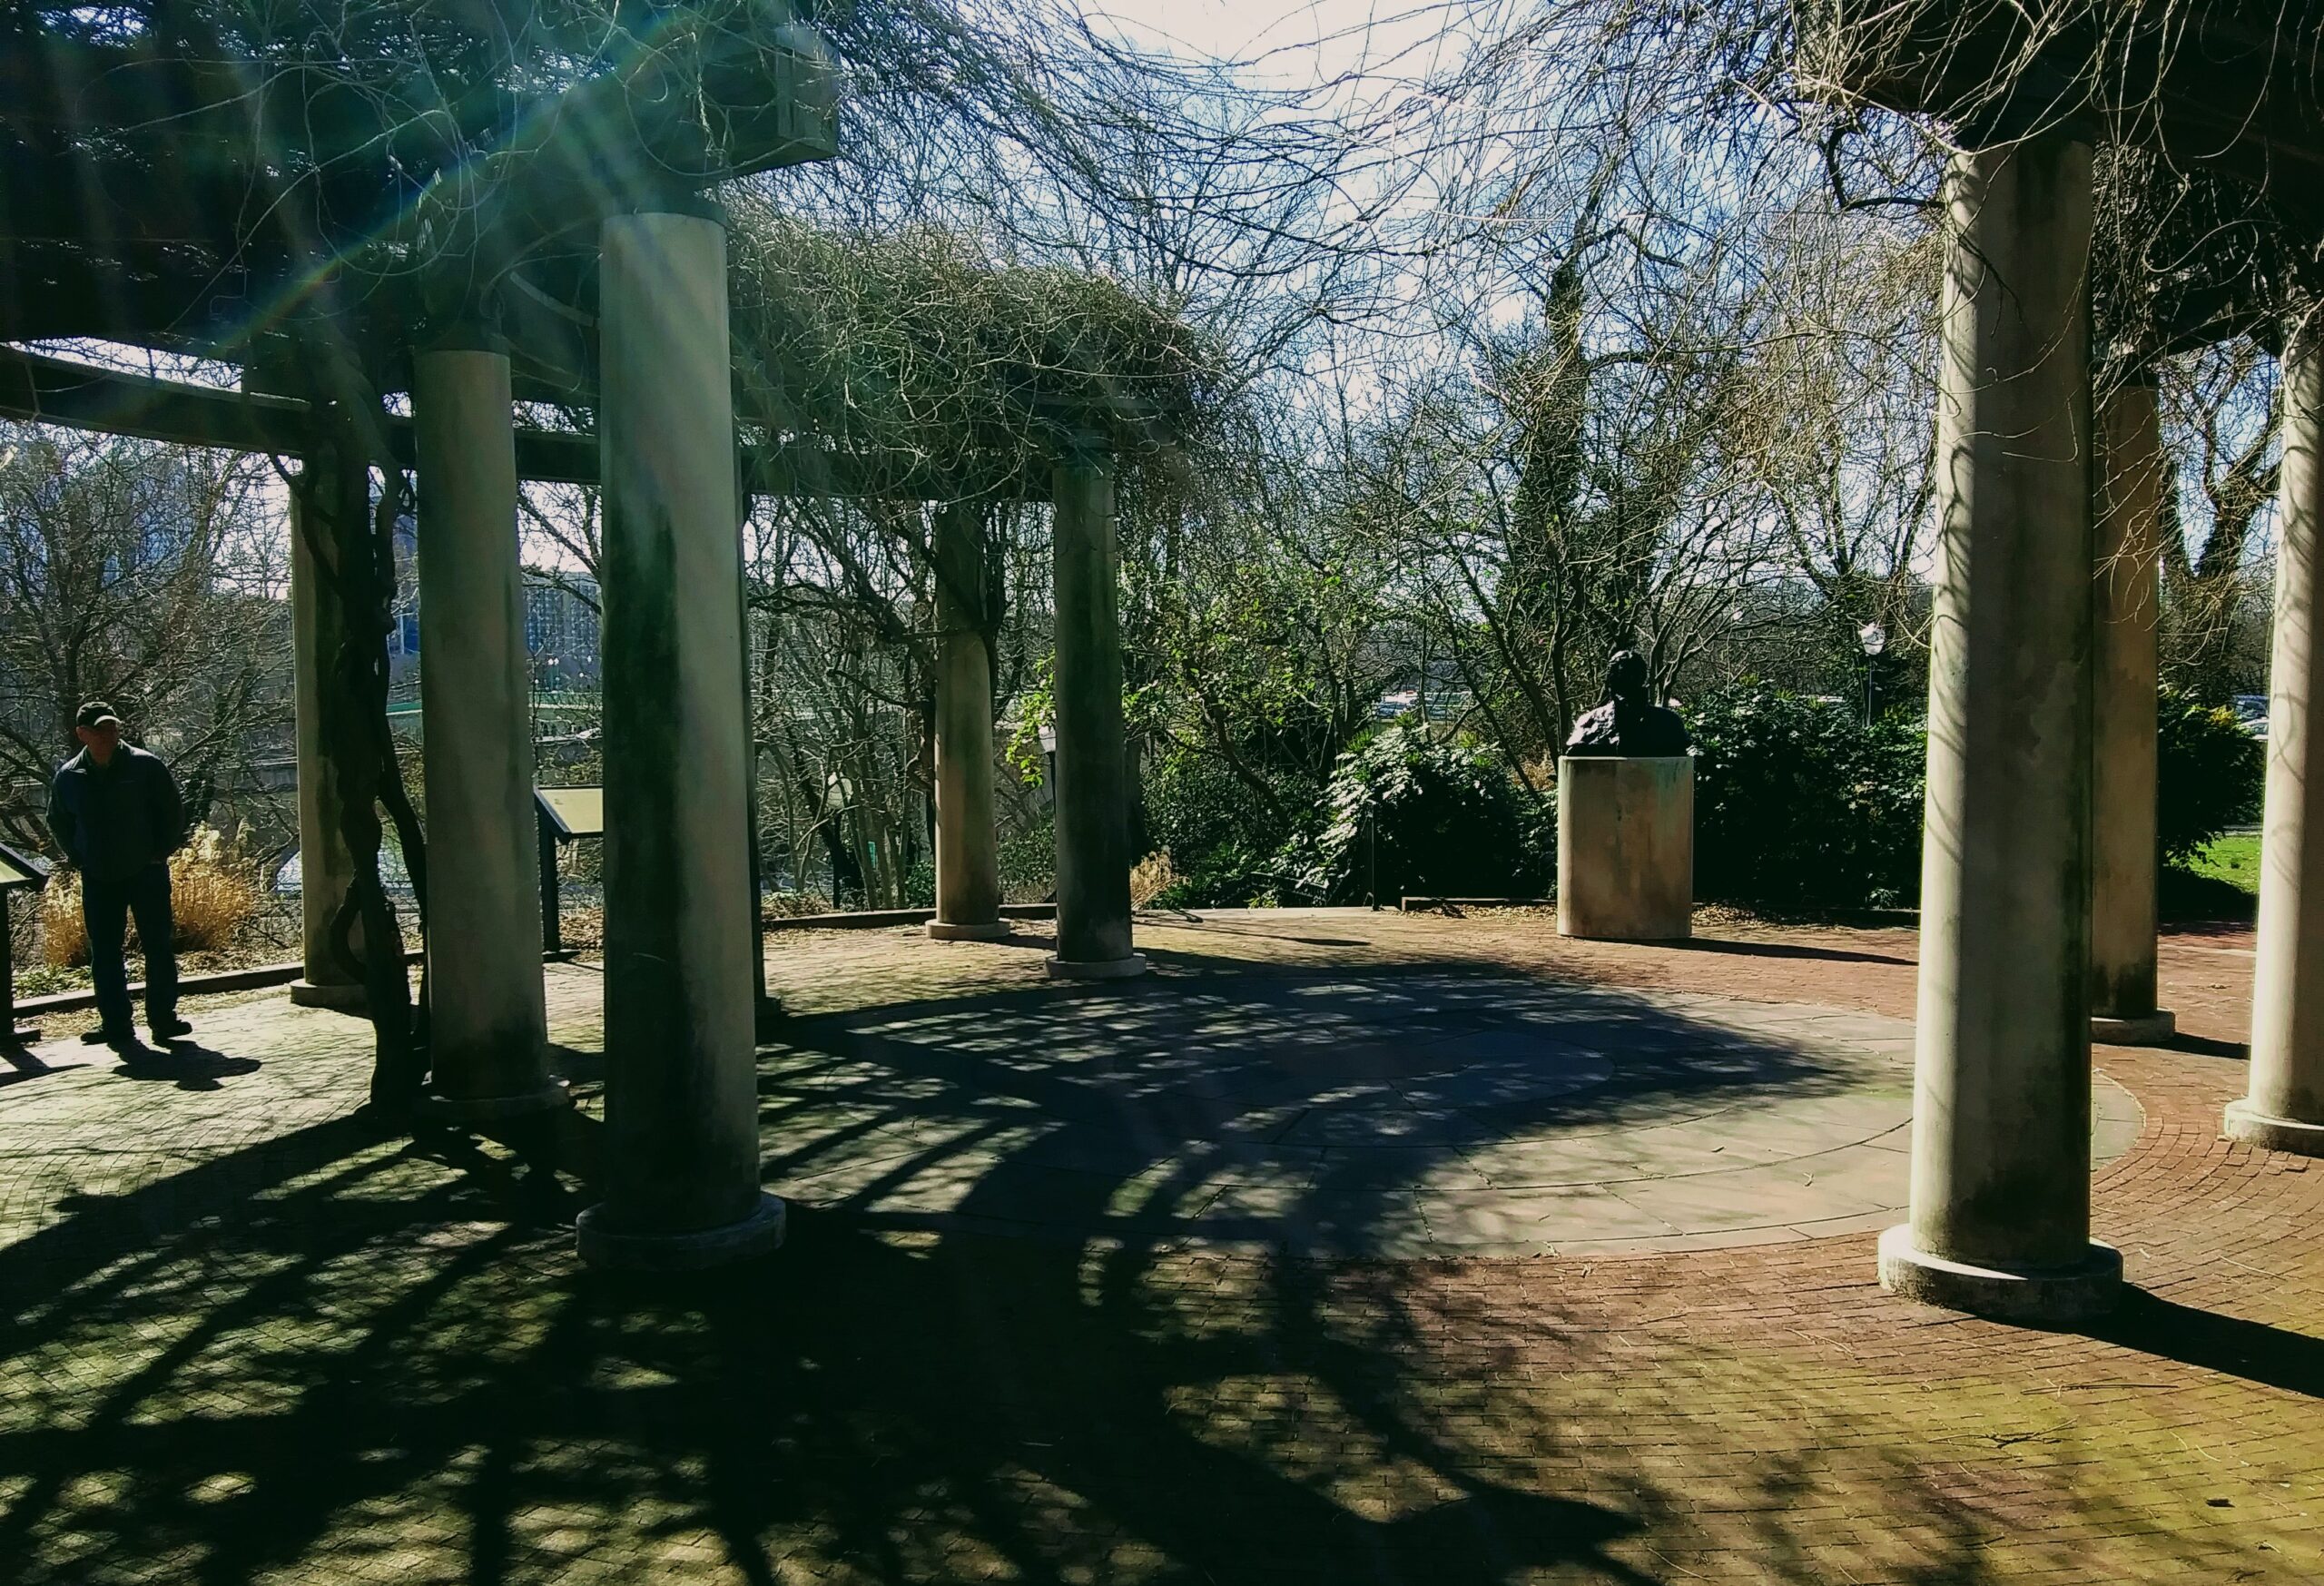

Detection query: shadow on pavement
xmin=1666 ymin=936 xmax=1915 ymax=968
xmin=0 ymin=953 xmax=2224 ymax=1584
xmin=2091 ymin=1289 xmax=2324 ymax=1400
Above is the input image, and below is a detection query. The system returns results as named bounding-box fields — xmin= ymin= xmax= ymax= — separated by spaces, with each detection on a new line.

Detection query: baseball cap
xmin=74 ymin=701 xmax=123 ymax=730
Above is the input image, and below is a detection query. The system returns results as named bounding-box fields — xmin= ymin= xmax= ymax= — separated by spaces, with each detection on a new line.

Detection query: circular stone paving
xmin=758 ymin=971 xmax=2143 ymax=1258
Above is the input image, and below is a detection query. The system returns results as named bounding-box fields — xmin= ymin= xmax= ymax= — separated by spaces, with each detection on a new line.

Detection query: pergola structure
xmin=1805 ymin=0 xmax=2324 ymax=1318
xmin=0 ymin=0 xmax=1151 ymax=1269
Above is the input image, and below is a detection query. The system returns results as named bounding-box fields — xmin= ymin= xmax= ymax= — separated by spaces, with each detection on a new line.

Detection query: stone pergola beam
xmin=1805 ymin=0 xmax=2324 ymax=223
xmin=0 ymin=12 xmax=841 ymax=256
xmin=0 ymin=346 xmax=1040 ymax=499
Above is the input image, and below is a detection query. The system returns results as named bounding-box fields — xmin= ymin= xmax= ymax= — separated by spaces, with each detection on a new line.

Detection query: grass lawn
xmin=2186 ymin=832 xmax=2260 ymax=894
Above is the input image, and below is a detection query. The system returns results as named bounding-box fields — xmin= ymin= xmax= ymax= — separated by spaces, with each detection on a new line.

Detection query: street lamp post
xmin=1858 ymin=621 xmax=1887 ymax=727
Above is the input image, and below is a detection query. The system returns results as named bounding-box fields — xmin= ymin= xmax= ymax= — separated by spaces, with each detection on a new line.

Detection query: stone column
xmin=930 ymin=500 xmax=1007 ymax=941
xmin=1877 ymin=134 xmax=2121 ymax=1322
xmin=1049 ymin=446 xmax=1146 ymax=979
xmin=411 ymin=341 xmax=563 ymax=1120
xmin=2089 ymin=374 xmax=2175 ymax=1043
xmin=576 ymin=203 xmax=785 ymax=1267
xmin=288 ymin=461 xmax=368 ymax=1011
xmin=2228 ymin=312 xmax=2324 ymax=1157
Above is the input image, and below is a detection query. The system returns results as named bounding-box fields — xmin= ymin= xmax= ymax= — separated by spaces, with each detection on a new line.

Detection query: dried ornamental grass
xmin=37 ymin=826 xmax=260 ymax=966
xmin=1129 ymin=851 xmax=1178 ymax=910
xmin=169 ymin=827 xmax=261 ymax=951
xmin=39 ymin=871 xmax=84 ymax=967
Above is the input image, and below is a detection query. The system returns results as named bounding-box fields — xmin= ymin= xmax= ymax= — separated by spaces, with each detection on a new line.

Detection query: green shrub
xmin=2156 ymin=686 xmax=2263 ymax=865
xmin=1145 ymin=751 xmax=1316 ymax=907
xmin=998 ymin=818 xmax=1056 ymax=905
xmin=1688 ymin=685 xmax=1925 ymax=911
xmin=901 ymin=856 xmax=936 ymax=909
xmin=1288 ymin=724 xmax=1544 ymax=904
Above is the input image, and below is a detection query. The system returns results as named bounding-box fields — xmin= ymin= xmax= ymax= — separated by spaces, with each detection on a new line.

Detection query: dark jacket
xmin=48 ymin=744 xmax=187 ymax=882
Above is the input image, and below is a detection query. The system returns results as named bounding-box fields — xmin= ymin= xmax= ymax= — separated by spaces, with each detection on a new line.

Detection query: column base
xmin=2092 ymin=1008 xmax=2175 ymax=1045
xmin=289 ymin=980 xmax=369 ymax=1012
xmin=754 ymin=996 xmax=785 ymax=1041
xmin=1046 ymin=952 xmax=1148 ymax=981
xmin=1557 ymin=924 xmax=1695 ymax=944
xmin=576 ymin=1191 xmax=788 ymax=1271
xmin=423 ymin=1079 xmax=571 ymax=1125
xmin=1877 ymin=1226 xmax=2122 ymax=1324
xmin=928 ymin=920 xmax=1013 ymax=942
xmin=2222 ymin=1099 xmax=2324 ymax=1157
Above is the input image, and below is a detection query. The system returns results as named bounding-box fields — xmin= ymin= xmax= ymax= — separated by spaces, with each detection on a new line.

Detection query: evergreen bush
xmin=1688 ymin=685 xmax=1924 ymax=911
xmin=1289 ymin=724 xmax=1545 ymax=904
xmin=2156 ymin=686 xmax=2264 ymax=865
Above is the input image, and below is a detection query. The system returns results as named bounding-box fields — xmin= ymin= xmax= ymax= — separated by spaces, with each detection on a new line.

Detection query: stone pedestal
xmin=288 ymin=460 xmax=368 ymax=1013
xmin=2229 ymin=314 xmax=2324 ymax=1157
xmin=1556 ymin=756 xmax=1693 ymax=941
xmin=578 ymin=206 xmax=784 ymax=1268
xmin=411 ymin=344 xmax=564 ymax=1122
xmin=931 ymin=501 xmax=1007 ymax=942
xmin=1882 ymin=134 xmax=2120 ymax=1323
xmin=2089 ymin=377 xmax=2174 ymax=1045
xmin=1048 ymin=448 xmax=1146 ymax=981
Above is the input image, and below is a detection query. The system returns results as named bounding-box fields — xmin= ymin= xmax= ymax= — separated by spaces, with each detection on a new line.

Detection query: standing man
xmin=47 ymin=702 xmax=191 ymax=1048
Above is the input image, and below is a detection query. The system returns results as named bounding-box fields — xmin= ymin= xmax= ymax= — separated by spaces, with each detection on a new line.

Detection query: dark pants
xmin=84 ymin=863 xmax=176 ymax=1034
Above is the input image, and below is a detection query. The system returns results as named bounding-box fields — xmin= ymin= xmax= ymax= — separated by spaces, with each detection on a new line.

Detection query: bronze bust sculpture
xmin=1564 ymin=649 xmax=1691 ymax=756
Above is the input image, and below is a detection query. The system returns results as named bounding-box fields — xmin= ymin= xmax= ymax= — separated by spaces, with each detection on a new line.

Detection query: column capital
xmin=603 ymin=182 xmax=725 ymax=225
xmin=2094 ymin=348 xmax=2162 ymax=392
xmin=414 ymin=317 xmax=509 ymax=358
xmin=1053 ymin=429 xmax=1114 ymax=471
xmin=2290 ymin=300 xmax=2324 ymax=380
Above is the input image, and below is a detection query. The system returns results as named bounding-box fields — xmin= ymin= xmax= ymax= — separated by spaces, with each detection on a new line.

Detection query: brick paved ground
xmin=0 ymin=909 xmax=2315 ymax=1583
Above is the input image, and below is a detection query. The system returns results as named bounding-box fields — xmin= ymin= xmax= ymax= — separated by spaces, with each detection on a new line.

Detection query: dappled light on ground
xmin=0 ymin=911 xmax=2316 ymax=1582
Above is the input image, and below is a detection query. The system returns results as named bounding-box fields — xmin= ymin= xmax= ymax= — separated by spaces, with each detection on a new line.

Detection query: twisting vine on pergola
xmin=2 ymin=0 xmax=842 ymax=1108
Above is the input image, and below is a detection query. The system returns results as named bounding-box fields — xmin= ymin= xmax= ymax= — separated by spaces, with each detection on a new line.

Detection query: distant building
xmin=525 ymin=578 xmax=602 ymax=686
xmin=370 ymin=511 xmax=602 ymax=691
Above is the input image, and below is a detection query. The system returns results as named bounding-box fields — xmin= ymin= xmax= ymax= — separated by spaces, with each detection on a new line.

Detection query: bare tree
xmin=0 ymin=425 xmax=288 ymax=854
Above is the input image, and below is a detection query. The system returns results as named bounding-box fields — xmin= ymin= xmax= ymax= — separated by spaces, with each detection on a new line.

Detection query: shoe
xmin=150 ymin=1017 xmax=192 ymax=1042
xmin=81 ymin=1026 xmax=134 ymax=1047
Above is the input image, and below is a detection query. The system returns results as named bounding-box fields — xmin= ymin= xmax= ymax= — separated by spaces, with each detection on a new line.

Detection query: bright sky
xmin=1077 ymin=1 xmax=1464 ymax=91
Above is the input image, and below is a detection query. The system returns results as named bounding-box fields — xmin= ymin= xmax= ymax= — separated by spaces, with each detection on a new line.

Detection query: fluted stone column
xmin=930 ymin=501 xmax=1007 ymax=941
xmin=411 ymin=342 xmax=562 ymax=1120
xmin=2228 ymin=312 xmax=2324 ymax=1157
xmin=1877 ymin=134 xmax=2121 ymax=1322
xmin=288 ymin=463 xmax=367 ymax=1011
xmin=576 ymin=203 xmax=785 ymax=1267
xmin=1049 ymin=446 xmax=1145 ymax=979
xmin=2089 ymin=374 xmax=2175 ymax=1044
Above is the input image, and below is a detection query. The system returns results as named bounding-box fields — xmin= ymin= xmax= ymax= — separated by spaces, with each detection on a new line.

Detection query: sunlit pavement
xmin=1 ymin=909 xmax=2315 ymax=1583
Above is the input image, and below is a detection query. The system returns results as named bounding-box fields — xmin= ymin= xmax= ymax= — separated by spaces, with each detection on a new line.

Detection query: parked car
xmin=2231 ymin=694 xmax=2269 ymax=743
